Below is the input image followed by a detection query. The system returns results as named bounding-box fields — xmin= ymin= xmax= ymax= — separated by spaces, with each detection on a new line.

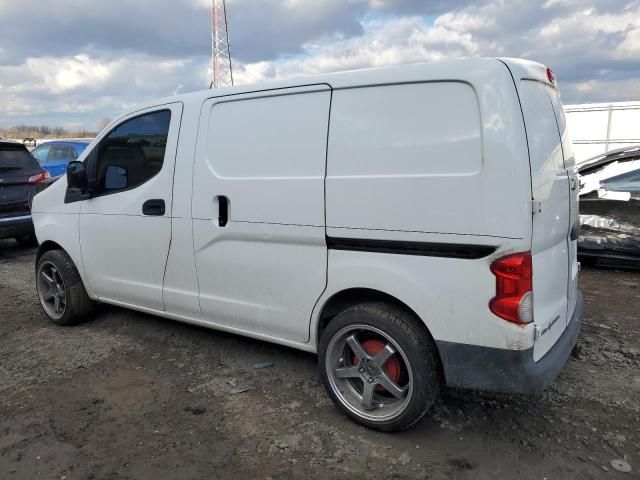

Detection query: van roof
xmin=127 ymin=57 xmax=551 ymax=114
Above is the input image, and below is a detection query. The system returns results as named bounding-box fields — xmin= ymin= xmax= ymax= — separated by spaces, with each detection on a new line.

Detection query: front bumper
xmin=436 ymin=290 xmax=584 ymax=395
xmin=0 ymin=214 xmax=34 ymax=239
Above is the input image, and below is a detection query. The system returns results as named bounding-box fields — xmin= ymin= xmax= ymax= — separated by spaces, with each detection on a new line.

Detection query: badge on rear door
xmin=535 ymin=315 xmax=560 ymax=339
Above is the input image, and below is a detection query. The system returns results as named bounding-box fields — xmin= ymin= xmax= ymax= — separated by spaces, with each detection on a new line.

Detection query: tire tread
xmin=37 ymin=249 xmax=93 ymax=326
xmin=319 ymin=301 xmax=440 ymax=432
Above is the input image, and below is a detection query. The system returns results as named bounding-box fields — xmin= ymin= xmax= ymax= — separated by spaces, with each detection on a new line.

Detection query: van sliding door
xmin=191 ymin=85 xmax=331 ymax=343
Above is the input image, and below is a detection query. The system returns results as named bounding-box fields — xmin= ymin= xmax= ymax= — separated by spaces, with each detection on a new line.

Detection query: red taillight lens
xmin=489 ymin=251 xmax=533 ymax=324
xmin=28 ymin=171 xmax=51 ymax=184
xmin=546 ymin=67 xmax=555 ymax=84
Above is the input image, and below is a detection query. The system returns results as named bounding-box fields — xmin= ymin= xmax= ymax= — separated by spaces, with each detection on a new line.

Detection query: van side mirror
xmin=67 ymin=161 xmax=88 ymax=191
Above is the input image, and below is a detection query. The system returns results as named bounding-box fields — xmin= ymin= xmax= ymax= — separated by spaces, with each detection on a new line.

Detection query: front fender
xmin=32 ymin=180 xmax=96 ymax=300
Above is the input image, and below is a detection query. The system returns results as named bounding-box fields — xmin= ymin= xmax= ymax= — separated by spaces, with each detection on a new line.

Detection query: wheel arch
xmin=36 ymin=240 xmax=65 ymax=264
xmin=314 ymin=287 xmax=443 ymax=377
xmin=35 ymin=239 xmax=96 ymax=300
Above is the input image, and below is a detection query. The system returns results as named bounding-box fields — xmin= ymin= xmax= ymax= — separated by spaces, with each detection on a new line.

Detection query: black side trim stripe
xmin=326 ymin=237 xmax=496 ymax=259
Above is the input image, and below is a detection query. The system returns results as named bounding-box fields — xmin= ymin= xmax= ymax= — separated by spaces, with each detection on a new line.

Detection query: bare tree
xmin=98 ymin=117 xmax=112 ymax=132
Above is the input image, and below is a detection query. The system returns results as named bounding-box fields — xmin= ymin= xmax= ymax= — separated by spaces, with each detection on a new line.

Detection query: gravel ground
xmin=0 ymin=239 xmax=639 ymax=479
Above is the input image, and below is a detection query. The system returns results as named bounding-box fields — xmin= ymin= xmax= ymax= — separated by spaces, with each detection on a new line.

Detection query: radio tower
xmin=210 ymin=0 xmax=233 ymax=88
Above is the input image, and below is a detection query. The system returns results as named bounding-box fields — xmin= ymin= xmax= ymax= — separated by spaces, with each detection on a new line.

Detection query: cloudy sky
xmin=0 ymin=0 xmax=639 ymax=130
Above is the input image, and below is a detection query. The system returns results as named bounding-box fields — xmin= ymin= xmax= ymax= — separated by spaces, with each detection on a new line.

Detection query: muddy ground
xmin=0 ymin=239 xmax=638 ymax=479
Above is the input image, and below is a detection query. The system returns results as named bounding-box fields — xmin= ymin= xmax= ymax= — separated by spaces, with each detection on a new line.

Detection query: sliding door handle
xmin=218 ymin=195 xmax=229 ymax=227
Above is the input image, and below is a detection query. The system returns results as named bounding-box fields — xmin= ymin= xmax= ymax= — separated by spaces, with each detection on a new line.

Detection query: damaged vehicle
xmin=578 ymin=146 xmax=640 ymax=268
xmin=32 ymin=59 xmax=582 ymax=431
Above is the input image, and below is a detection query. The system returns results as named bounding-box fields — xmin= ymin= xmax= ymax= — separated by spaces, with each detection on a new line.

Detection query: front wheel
xmin=36 ymin=249 xmax=94 ymax=326
xmin=318 ymin=302 xmax=440 ymax=431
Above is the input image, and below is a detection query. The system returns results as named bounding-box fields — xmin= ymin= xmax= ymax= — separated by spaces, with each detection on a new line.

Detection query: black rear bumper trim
xmin=436 ymin=290 xmax=583 ymax=395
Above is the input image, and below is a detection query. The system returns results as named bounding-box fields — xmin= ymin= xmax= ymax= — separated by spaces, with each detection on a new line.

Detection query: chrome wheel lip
xmin=325 ymin=323 xmax=414 ymax=423
xmin=36 ymin=260 xmax=67 ymax=320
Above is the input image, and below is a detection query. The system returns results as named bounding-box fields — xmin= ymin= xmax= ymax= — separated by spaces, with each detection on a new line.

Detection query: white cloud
xmin=233 ymin=0 xmax=640 ymax=105
xmin=0 ymin=53 xmax=206 ymax=128
xmin=234 ymin=15 xmax=479 ymax=83
xmin=1 ymin=0 xmax=640 ymax=128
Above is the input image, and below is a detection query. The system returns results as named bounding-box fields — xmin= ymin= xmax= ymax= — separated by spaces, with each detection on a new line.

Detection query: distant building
xmin=564 ymin=101 xmax=640 ymax=163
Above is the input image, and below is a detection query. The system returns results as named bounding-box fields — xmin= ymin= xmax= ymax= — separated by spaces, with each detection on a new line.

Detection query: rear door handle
xmin=570 ymin=220 xmax=581 ymax=241
xmin=142 ymin=199 xmax=165 ymax=216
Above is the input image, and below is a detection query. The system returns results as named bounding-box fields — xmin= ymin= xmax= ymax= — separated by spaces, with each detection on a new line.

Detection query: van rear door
xmin=547 ymin=91 xmax=580 ymax=322
xmin=516 ymin=77 xmax=572 ymax=361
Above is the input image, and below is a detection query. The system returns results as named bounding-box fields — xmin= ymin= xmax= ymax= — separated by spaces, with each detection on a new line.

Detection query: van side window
xmin=95 ymin=110 xmax=171 ymax=193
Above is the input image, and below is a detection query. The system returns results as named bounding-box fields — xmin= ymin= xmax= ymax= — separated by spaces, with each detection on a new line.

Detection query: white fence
xmin=564 ymin=101 xmax=640 ymax=164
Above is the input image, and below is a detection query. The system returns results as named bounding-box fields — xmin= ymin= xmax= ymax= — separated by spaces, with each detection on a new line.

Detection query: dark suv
xmin=0 ymin=141 xmax=51 ymax=246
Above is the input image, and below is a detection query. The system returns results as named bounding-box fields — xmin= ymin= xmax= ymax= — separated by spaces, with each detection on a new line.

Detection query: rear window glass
xmin=547 ymin=87 xmax=576 ymax=168
xmin=518 ymin=80 xmax=565 ymax=172
xmin=0 ymin=144 xmax=40 ymax=172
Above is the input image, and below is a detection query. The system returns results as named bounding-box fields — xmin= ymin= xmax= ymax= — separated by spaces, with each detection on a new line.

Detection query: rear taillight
xmin=546 ymin=67 xmax=555 ymax=85
xmin=489 ymin=251 xmax=533 ymax=324
xmin=28 ymin=171 xmax=51 ymax=184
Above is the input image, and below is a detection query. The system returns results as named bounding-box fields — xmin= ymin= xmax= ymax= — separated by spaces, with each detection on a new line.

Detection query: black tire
xmin=318 ymin=302 xmax=440 ymax=432
xmin=36 ymin=249 xmax=94 ymax=326
xmin=15 ymin=233 xmax=38 ymax=248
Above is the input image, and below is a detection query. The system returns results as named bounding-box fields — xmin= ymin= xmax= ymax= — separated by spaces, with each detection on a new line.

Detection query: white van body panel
xmin=548 ymin=94 xmax=580 ymax=323
xmin=79 ymin=103 xmax=183 ymax=311
xmin=326 ymin=74 xmax=531 ymax=240
xmin=191 ymin=86 xmax=331 ymax=343
xmin=309 ymin=249 xmax=535 ymax=351
xmin=31 ymin=178 xmax=95 ymax=297
xmin=162 ymin=100 xmax=202 ymax=320
xmin=319 ymin=60 xmax=535 ymax=352
xmin=517 ymin=80 xmax=570 ymax=360
xmin=502 ymin=58 xmax=580 ymax=361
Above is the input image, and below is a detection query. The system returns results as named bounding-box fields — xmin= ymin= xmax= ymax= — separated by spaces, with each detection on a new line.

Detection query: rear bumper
xmin=436 ymin=290 xmax=583 ymax=395
xmin=0 ymin=214 xmax=34 ymax=239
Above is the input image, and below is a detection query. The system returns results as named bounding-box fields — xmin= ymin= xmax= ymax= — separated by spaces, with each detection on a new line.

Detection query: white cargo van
xmin=32 ymin=58 xmax=582 ymax=431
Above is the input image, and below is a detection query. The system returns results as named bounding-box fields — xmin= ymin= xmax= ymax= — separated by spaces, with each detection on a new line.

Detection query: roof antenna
xmin=210 ymin=0 xmax=234 ymax=89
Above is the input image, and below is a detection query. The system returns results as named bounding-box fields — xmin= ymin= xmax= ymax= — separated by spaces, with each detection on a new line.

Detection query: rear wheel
xmin=318 ymin=302 xmax=440 ymax=431
xmin=36 ymin=249 xmax=94 ymax=326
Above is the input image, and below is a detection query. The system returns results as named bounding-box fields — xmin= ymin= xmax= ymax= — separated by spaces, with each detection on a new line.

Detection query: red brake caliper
xmin=352 ymin=339 xmax=402 ymax=392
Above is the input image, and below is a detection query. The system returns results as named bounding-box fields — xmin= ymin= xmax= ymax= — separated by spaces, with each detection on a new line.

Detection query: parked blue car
xmin=31 ymin=140 xmax=92 ymax=178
